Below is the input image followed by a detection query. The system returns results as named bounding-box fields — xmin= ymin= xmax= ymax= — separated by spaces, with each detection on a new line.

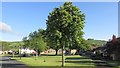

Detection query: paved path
xmin=0 ymin=56 xmax=29 ymax=68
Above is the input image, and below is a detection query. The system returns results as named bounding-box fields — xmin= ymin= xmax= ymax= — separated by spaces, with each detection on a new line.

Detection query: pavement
xmin=0 ymin=56 xmax=29 ymax=68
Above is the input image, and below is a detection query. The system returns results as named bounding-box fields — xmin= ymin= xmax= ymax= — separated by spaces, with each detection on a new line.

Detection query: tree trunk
xmin=59 ymin=37 xmax=65 ymax=67
xmin=55 ymin=49 xmax=58 ymax=55
xmin=12 ymin=52 xmax=14 ymax=58
xmin=35 ymin=49 xmax=38 ymax=60
xmin=20 ymin=45 xmax=21 ymax=60
xmin=37 ymin=49 xmax=41 ymax=56
xmin=61 ymin=41 xmax=64 ymax=67
xmin=60 ymin=39 xmax=65 ymax=67
xmin=69 ymin=49 xmax=71 ymax=55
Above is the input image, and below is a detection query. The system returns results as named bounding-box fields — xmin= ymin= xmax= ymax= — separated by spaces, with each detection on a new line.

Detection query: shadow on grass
xmin=105 ymin=61 xmax=120 ymax=68
xmin=65 ymin=56 xmax=93 ymax=63
xmin=64 ymin=60 xmax=107 ymax=65
xmin=64 ymin=56 xmax=119 ymax=68
xmin=66 ymin=57 xmax=91 ymax=60
xmin=27 ymin=66 xmax=96 ymax=68
xmin=65 ymin=60 xmax=94 ymax=64
xmin=41 ymin=54 xmax=62 ymax=56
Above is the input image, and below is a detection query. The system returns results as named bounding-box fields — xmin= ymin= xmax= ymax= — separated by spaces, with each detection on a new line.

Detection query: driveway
xmin=0 ymin=56 xmax=29 ymax=68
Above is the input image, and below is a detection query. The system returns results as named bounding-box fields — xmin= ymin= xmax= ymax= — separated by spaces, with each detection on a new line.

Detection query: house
xmin=19 ymin=48 xmax=36 ymax=56
xmin=0 ymin=51 xmax=3 ymax=54
xmin=106 ymin=35 xmax=120 ymax=60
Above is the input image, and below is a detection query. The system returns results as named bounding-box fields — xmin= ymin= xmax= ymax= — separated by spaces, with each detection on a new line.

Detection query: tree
xmin=28 ymin=30 xmax=47 ymax=56
xmin=43 ymin=29 xmax=60 ymax=55
xmin=1 ymin=41 xmax=10 ymax=51
xmin=22 ymin=37 xmax=29 ymax=48
xmin=47 ymin=38 xmax=60 ymax=55
xmin=46 ymin=2 xmax=85 ymax=66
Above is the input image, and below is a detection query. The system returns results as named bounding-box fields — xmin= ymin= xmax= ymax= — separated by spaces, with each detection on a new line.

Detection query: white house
xmin=19 ymin=48 xmax=36 ymax=54
xmin=0 ymin=51 xmax=3 ymax=54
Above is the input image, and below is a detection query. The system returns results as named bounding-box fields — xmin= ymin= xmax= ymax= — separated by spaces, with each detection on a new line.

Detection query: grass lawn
xmin=12 ymin=55 xmax=96 ymax=68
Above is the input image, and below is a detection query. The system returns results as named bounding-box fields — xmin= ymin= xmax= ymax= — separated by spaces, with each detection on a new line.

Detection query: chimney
xmin=112 ymin=35 xmax=117 ymax=43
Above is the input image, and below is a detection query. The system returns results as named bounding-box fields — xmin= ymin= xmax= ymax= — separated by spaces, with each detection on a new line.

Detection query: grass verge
xmin=12 ymin=55 xmax=96 ymax=68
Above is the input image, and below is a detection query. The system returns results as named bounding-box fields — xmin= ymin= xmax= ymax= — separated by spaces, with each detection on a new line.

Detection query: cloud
xmin=0 ymin=22 xmax=20 ymax=36
xmin=0 ymin=22 xmax=13 ymax=33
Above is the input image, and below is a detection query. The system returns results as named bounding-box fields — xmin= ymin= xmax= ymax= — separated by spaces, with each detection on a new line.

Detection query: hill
xmin=87 ymin=39 xmax=107 ymax=46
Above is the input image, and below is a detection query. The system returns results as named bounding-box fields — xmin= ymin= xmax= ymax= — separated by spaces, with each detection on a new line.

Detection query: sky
xmin=0 ymin=2 xmax=118 ymax=41
xmin=118 ymin=1 xmax=120 ymax=37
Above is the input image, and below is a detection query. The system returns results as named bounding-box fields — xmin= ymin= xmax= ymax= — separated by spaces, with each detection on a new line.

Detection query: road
xmin=0 ymin=56 xmax=29 ymax=68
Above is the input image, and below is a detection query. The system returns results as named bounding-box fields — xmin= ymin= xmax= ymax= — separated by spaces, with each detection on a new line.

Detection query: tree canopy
xmin=46 ymin=2 xmax=85 ymax=51
xmin=22 ymin=29 xmax=47 ymax=55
